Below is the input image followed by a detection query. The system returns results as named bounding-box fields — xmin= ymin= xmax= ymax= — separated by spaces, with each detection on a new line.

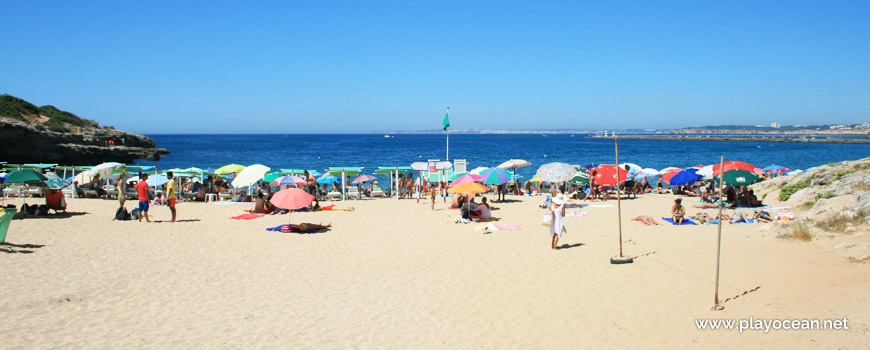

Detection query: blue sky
xmin=3 ymin=1 xmax=868 ymax=133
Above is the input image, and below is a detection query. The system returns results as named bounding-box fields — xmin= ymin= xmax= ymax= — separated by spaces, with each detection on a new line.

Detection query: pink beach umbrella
xmin=352 ymin=174 xmax=377 ymax=184
xmin=449 ymin=173 xmax=486 ymax=186
xmin=271 ymin=175 xmax=305 ymax=186
xmin=269 ymin=188 xmax=315 ymax=223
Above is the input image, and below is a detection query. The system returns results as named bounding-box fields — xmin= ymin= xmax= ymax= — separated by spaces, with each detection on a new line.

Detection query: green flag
xmin=443 ymin=110 xmax=450 ymax=131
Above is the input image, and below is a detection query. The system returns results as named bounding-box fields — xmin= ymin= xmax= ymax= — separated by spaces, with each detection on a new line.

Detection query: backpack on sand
xmin=115 ymin=207 xmax=132 ymax=221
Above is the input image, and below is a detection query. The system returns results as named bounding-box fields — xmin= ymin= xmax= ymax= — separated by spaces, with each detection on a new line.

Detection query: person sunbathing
xmin=253 ymin=193 xmax=274 ymax=214
xmin=672 ymin=198 xmax=685 ymax=224
xmin=288 ymin=222 xmax=332 ymax=233
xmin=471 ymin=197 xmax=492 ymax=219
xmin=752 ymin=209 xmax=773 ymax=223
xmin=631 ymin=215 xmax=662 ymax=226
xmin=728 ymin=212 xmax=748 ymax=224
xmin=692 ymin=212 xmax=713 ymax=224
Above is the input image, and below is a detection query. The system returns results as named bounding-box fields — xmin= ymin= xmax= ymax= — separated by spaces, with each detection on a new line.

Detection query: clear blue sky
xmin=3 ymin=1 xmax=868 ymax=133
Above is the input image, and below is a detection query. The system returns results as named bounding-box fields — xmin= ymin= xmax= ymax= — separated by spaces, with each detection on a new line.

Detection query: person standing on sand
xmin=136 ymin=173 xmax=151 ymax=222
xmin=167 ymin=171 xmax=177 ymax=223
xmin=118 ymin=172 xmax=127 ymax=210
xmin=549 ymin=194 xmax=567 ymax=249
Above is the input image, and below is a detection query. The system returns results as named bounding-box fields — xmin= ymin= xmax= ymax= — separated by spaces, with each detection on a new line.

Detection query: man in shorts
xmin=166 ymin=171 xmax=177 ymax=223
xmin=136 ymin=173 xmax=151 ymax=222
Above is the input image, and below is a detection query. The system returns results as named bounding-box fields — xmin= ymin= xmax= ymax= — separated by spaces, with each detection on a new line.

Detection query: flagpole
xmin=445 ymin=106 xmax=450 ymax=161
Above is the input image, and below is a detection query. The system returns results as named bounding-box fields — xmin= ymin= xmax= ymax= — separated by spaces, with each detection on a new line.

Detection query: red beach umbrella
xmin=591 ymin=164 xmax=628 ymax=187
xmin=712 ymin=161 xmax=755 ymax=177
xmin=661 ymin=168 xmax=684 ymax=184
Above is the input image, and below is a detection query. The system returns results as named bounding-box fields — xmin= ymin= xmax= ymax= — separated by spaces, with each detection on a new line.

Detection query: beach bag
xmin=147 ymin=190 xmax=155 ymax=201
xmin=131 ymin=208 xmax=139 ymax=220
xmin=114 ymin=207 xmax=131 ymax=221
xmin=542 ymin=212 xmax=554 ymax=226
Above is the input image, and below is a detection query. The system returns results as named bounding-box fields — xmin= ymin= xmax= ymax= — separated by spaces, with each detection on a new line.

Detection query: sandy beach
xmin=1 ymin=193 xmax=868 ymax=348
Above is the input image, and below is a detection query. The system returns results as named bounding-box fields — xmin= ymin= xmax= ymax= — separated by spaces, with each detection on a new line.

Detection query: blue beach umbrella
xmin=43 ymin=173 xmax=72 ymax=189
xmin=667 ymin=168 xmax=703 ymax=186
xmin=762 ymin=165 xmax=787 ymax=171
xmin=581 ymin=163 xmax=600 ymax=170
xmin=316 ymin=174 xmax=340 ymax=184
xmin=480 ymin=168 xmax=513 ymax=185
xmin=146 ymin=174 xmax=170 ymax=187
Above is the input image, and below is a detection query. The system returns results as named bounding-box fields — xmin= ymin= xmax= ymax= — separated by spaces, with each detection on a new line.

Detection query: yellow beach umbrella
xmin=527 ymin=176 xmax=544 ymax=183
xmin=215 ymin=164 xmax=246 ymax=175
xmin=447 ymin=182 xmax=488 ymax=194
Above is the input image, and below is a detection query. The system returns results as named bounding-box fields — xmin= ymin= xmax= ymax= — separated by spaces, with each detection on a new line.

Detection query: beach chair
xmin=218 ymin=192 xmax=233 ymax=201
xmin=326 ymin=191 xmax=342 ymax=201
xmin=346 ymin=186 xmax=361 ymax=200
xmin=2 ymin=185 xmax=21 ymax=198
xmin=26 ymin=186 xmax=44 ymax=198
xmin=61 ymin=185 xmax=75 ymax=198
xmin=371 ymin=186 xmax=386 ymax=198
xmin=45 ymin=191 xmax=67 ymax=213
xmin=182 ymin=192 xmax=198 ymax=201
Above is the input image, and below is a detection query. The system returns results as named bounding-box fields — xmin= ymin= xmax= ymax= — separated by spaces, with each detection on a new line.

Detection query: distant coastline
xmin=587 ymin=134 xmax=870 ymax=144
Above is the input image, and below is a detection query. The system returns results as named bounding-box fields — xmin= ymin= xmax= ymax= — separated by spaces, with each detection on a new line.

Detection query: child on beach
xmin=671 ymin=198 xmax=685 ymax=224
xmin=549 ymin=194 xmax=567 ymax=250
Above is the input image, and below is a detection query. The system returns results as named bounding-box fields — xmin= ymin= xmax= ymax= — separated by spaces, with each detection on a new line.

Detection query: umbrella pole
xmin=611 ymin=136 xmax=633 ymax=265
xmin=713 ymin=156 xmax=725 ymax=311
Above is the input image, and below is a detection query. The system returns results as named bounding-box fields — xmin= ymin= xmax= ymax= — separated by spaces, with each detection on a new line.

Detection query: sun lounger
xmin=61 ymin=185 xmax=75 ymax=198
xmin=26 ymin=186 xmax=44 ymax=198
xmin=182 ymin=192 xmax=198 ymax=200
xmin=106 ymin=189 xmax=118 ymax=199
xmin=2 ymin=186 xmax=22 ymax=198
xmin=326 ymin=191 xmax=342 ymax=201
xmin=218 ymin=192 xmax=233 ymax=201
xmin=82 ymin=189 xmax=99 ymax=198
xmin=346 ymin=186 xmax=361 ymax=200
xmin=371 ymin=186 xmax=386 ymax=198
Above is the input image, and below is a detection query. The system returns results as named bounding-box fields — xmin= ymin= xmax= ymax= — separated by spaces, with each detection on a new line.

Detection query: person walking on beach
xmin=136 ymin=173 xmax=151 ymax=222
xmin=167 ymin=171 xmax=177 ymax=223
xmin=549 ymin=194 xmax=567 ymax=249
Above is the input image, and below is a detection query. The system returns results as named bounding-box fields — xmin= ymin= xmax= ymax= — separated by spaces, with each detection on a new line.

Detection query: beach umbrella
xmin=591 ymin=165 xmax=629 ymax=187
xmin=713 ymin=170 xmax=761 ymax=186
xmin=0 ymin=173 xmax=6 ymax=183
xmin=87 ymin=162 xmax=124 ymax=177
xmin=352 ymin=174 xmax=377 ymax=184
xmin=231 ymin=164 xmax=270 ymax=188
xmin=527 ymin=176 xmax=544 ymax=183
xmin=661 ymin=168 xmax=683 ymax=184
xmin=270 ymin=187 xmax=315 ymax=223
xmin=271 ymin=175 xmax=305 ymax=186
xmin=497 ymin=159 xmax=531 ymax=170
xmin=619 ymin=163 xmax=642 ymax=175
xmin=667 ymin=168 xmax=703 ymax=186
xmin=479 ymin=168 xmax=512 ymax=185
xmin=712 ymin=161 xmax=755 ymax=177
xmin=146 ymin=174 xmax=170 ymax=187
xmin=316 ymin=174 xmax=340 ymax=184
xmin=447 ymin=182 xmax=488 ymax=194
xmin=659 ymin=166 xmax=681 ymax=174
xmin=468 ymin=166 xmax=490 ymax=175
xmin=3 ymin=169 xmax=47 ymax=184
xmin=216 ymin=164 xmax=246 ymax=175
xmin=449 ymin=173 xmax=486 ymax=186
xmin=696 ymin=165 xmax=714 ymax=179
xmin=569 ymin=168 xmax=591 ymax=185
xmin=72 ymin=172 xmax=93 ymax=185
xmin=535 ymin=162 xmax=576 ymax=183
xmin=43 ymin=173 xmax=72 ymax=189
xmin=581 ymin=163 xmax=600 ymax=170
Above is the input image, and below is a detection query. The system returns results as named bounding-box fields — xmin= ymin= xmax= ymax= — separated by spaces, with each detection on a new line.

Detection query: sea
xmin=135 ymin=134 xmax=870 ymax=179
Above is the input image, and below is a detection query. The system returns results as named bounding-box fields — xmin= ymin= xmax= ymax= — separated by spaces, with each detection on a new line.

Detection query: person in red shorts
xmin=136 ymin=173 xmax=151 ymax=222
xmin=166 ymin=171 xmax=177 ymax=223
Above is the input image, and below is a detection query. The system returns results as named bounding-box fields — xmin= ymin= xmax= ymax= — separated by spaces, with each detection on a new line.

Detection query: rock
xmin=787 ymin=187 xmax=820 ymax=205
xmin=804 ymin=194 xmax=859 ymax=220
xmin=0 ymin=118 xmax=168 ymax=164
xmin=840 ymin=210 xmax=857 ymax=219
xmin=845 ymin=227 xmax=857 ymax=233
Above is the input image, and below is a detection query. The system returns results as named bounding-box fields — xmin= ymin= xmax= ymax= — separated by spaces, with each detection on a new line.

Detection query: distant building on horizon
xmin=770 ymin=122 xmax=781 ymax=128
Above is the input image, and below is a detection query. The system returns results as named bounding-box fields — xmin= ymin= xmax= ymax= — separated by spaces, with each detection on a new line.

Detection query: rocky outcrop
xmin=1 ymin=117 xmax=168 ymax=164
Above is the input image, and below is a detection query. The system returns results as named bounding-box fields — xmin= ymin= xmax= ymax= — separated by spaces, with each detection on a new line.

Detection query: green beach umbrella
xmin=569 ymin=168 xmax=591 ymax=185
xmin=713 ymin=170 xmax=760 ymax=186
xmin=4 ymin=169 xmax=48 ymax=184
xmin=216 ymin=164 xmax=246 ymax=175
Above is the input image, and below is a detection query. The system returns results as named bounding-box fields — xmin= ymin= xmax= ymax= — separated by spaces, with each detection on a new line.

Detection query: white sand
xmin=1 ymin=194 xmax=868 ymax=348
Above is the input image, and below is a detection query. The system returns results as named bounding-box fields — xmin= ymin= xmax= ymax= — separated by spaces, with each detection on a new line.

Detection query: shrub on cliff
xmin=0 ymin=94 xmax=39 ymax=121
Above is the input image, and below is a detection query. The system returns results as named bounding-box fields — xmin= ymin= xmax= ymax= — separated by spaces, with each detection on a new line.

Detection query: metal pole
xmin=713 ymin=155 xmax=725 ymax=310
xmin=341 ymin=169 xmax=346 ymax=201
xmin=616 ymin=137 xmax=623 ymax=257
xmin=446 ymin=107 xmax=450 ymax=161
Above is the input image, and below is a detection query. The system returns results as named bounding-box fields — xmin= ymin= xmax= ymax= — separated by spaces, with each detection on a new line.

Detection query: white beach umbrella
xmin=639 ymin=168 xmax=660 ymax=176
xmin=696 ymin=165 xmax=714 ymax=179
xmin=659 ymin=167 xmax=681 ymax=174
xmin=468 ymin=166 xmax=490 ymax=175
xmin=87 ymin=162 xmax=124 ymax=177
xmin=231 ymin=164 xmax=271 ymax=188
xmin=73 ymin=172 xmax=93 ymax=185
xmin=497 ymin=159 xmax=532 ymax=170
xmin=619 ymin=163 xmax=641 ymax=172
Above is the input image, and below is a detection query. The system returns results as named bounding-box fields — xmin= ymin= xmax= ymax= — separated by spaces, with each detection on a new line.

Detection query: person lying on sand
xmin=728 ymin=212 xmax=747 ymax=224
xmin=289 ymin=222 xmax=332 ymax=233
xmin=672 ymin=198 xmax=685 ymax=224
xmin=752 ymin=209 xmax=773 ymax=223
xmin=692 ymin=212 xmax=714 ymax=224
xmin=631 ymin=215 xmax=662 ymax=226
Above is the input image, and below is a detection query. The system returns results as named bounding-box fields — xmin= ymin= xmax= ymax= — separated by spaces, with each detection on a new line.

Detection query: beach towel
xmin=565 ymin=204 xmax=586 ymax=209
xmin=662 ymin=217 xmax=697 ymax=225
xmin=762 ymin=206 xmax=791 ymax=212
xmin=474 ymin=223 xmax=522 ymax=232
xmin=231 ymin=213 xmax=264 ymax=220
xmin=585 ymin=204 xmax=615 ymax=208
xmin=776 ymin=212 xmax=794 ymax=220
xmin=729 ymin=219 xmax=757 ymax=224
xmin=565 ymin=210 xmax=588 ymax=217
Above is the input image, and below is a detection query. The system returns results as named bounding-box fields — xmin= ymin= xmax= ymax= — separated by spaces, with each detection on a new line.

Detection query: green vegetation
xmin=0 ymin=94 xmax=100 ymax=132
xmin=0 ymin=94 xmax=39 ymax=121
xmin=779 ymin=179 xmax=811 ymax=201
xmin=817 ymin=192 xmax=836 ymax=200
xmin=816 ymin=209 xmax=868 ymax=233
xmin=777 ymin=221 xmax=813 ymax=241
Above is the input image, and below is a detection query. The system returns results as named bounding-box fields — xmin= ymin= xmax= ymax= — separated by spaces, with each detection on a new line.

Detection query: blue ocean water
xmin=136 ymin=134 xmax=870 ymax=179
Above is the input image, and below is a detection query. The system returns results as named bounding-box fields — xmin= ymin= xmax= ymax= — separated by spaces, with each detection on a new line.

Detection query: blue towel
xmin=662 ymin=217 xmax=697 ymax=225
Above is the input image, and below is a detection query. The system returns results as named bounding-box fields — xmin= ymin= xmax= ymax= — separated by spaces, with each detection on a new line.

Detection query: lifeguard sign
xmin=427 ymin=159 xmax=453 ymax=172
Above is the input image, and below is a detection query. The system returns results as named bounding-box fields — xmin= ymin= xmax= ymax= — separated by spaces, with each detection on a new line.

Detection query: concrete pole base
xmin=610 ymin=255 xmax=634 ymax=264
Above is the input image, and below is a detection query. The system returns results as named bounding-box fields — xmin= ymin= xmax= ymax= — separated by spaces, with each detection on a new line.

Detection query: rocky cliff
xmin=0 ymin=95 xmax=168 ymax=164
